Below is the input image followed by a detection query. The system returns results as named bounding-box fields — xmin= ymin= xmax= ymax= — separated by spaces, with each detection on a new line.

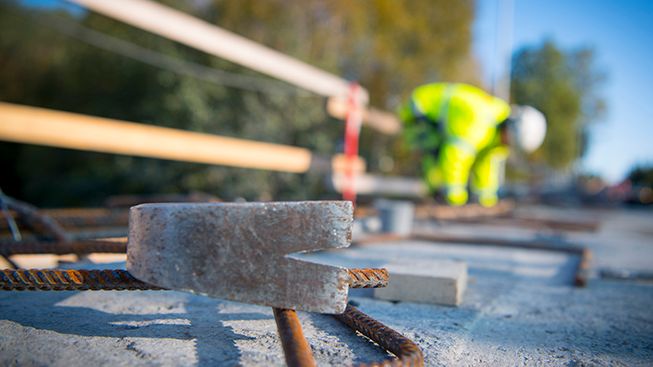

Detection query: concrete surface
xmin=1 ymin=206 xmax=652 ymax=366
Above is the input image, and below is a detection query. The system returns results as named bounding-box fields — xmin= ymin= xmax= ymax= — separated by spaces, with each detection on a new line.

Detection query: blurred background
xmin=1 ymin=0 xmax=651 ymax=207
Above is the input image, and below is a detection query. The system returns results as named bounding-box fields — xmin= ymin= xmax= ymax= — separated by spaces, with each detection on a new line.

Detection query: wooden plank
xmin=0 ymin=102 xmax=320 ymax=173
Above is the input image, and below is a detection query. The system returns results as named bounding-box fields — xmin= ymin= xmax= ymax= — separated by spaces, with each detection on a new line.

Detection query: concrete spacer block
xmin=373 ymin=260 xmax=467 ymax=306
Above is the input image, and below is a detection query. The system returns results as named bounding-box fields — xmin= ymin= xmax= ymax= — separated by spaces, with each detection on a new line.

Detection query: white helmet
xmin=508 ymin=105 xmax=547 ymax=153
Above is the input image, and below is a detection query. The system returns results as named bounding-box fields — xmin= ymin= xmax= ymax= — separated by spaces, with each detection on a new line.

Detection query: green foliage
xmin=0 ymin=0 xmax=477 ymax=206
xmin=511 ymin=40 xmax=606 ymax=170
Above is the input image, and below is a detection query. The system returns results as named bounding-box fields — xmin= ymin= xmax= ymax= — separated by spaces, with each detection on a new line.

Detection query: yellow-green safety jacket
xmin=399 ymin=83 xmax=511 ymax=207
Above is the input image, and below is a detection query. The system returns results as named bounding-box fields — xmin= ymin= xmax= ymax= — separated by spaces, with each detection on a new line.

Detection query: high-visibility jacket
xmin=399 ymin=83 xmax=511 ymax=206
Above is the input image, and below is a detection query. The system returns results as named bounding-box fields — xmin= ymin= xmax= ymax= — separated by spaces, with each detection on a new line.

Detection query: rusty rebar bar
xmin=271 ymin=269 xmax=389 ymax=367
xmin=348 ymin=268 xmax=389 ymax=288
xmin=410 ymin=232 xmax=587 ymax=254
xmin=334 ymin=304 xmax=424 ymax=367
xmin=436 ymin=215 xmax=599 ymax=233
xmin=273 ymin=308 xmax=317 ymax=367
xmin=0 ymin=240 xmax=127 ymax=256
xmin=1 ymin=195 xmax=70 ymax=241
xmin=0 ymin=269 xmax=160 ymax=291
xmin=0 ymin=268 xmax=386 ymax=292
xmin=0 ymin=189 xmax=22 ymax=241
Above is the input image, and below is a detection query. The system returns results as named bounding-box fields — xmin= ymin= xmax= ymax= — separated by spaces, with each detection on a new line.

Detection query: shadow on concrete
xmin=0 ymin=290 xmax=272 ymax=365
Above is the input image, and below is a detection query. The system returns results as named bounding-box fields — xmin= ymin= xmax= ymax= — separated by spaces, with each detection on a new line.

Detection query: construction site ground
xmin=1 ymin=205 xmax=652 ymax=366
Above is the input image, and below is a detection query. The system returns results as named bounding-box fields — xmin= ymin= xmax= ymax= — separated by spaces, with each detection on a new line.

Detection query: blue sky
xmin=475 ymin=0 xmax=653 ymax=183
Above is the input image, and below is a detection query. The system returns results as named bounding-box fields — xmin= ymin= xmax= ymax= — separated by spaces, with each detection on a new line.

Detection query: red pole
xmin=343 ymin=82 xmax=363 ymax=204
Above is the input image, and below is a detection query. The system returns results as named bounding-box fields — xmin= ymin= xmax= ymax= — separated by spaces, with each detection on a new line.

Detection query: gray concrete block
xmin=373 ymin=260 xmax=467 ymax=306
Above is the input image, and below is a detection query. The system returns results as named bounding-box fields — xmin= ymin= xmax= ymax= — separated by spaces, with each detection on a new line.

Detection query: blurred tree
xmin=0 ymin=0 xmax=477 ymax=206
xmin=627 ymin=165 xmax=653 ymax=189
xmin=510 ymin=40 xmax=606 ymax=172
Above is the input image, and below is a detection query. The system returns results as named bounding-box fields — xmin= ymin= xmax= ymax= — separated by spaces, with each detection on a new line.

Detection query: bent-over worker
xmin=399 ymin=83 xmax=546 ymax=207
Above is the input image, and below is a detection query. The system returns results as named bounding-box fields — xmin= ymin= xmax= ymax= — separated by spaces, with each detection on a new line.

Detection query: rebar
xmin=348 ymin=268 xmax=389 ymax=288
xmin=442 ymin=216 xmax=599 ymax=233
xmin=1 ymin=195 xmax=70 ymax=241
xmin=334 ymin=304 xmax=424 ymax=367
xmin=0 ymin=188 xmax=22 ymax=241
xmin=0 ymin=269 xmax=159 ymax=291
xmin=0 ymin=267 xmax=385 ymax=292
xmin=409 ymin=232 xmax=586 ymax=254
xmin=273 ymin=308 xmax=317 ymax=367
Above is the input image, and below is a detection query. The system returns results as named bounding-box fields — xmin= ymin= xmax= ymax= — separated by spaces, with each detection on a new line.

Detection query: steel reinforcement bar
xmin=334 ymin=304 xmax=424 ymax=367
xmin=0 ymin=268 xmax=388 ymax=291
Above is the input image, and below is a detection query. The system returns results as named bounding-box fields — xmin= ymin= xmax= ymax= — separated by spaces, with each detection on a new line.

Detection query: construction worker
xmin=399 ymin=83 xmax=546 ymax=207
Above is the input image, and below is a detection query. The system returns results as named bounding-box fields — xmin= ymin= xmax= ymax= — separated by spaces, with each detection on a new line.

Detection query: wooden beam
xmin=0 ymin=103 xmax=363 ymax=174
